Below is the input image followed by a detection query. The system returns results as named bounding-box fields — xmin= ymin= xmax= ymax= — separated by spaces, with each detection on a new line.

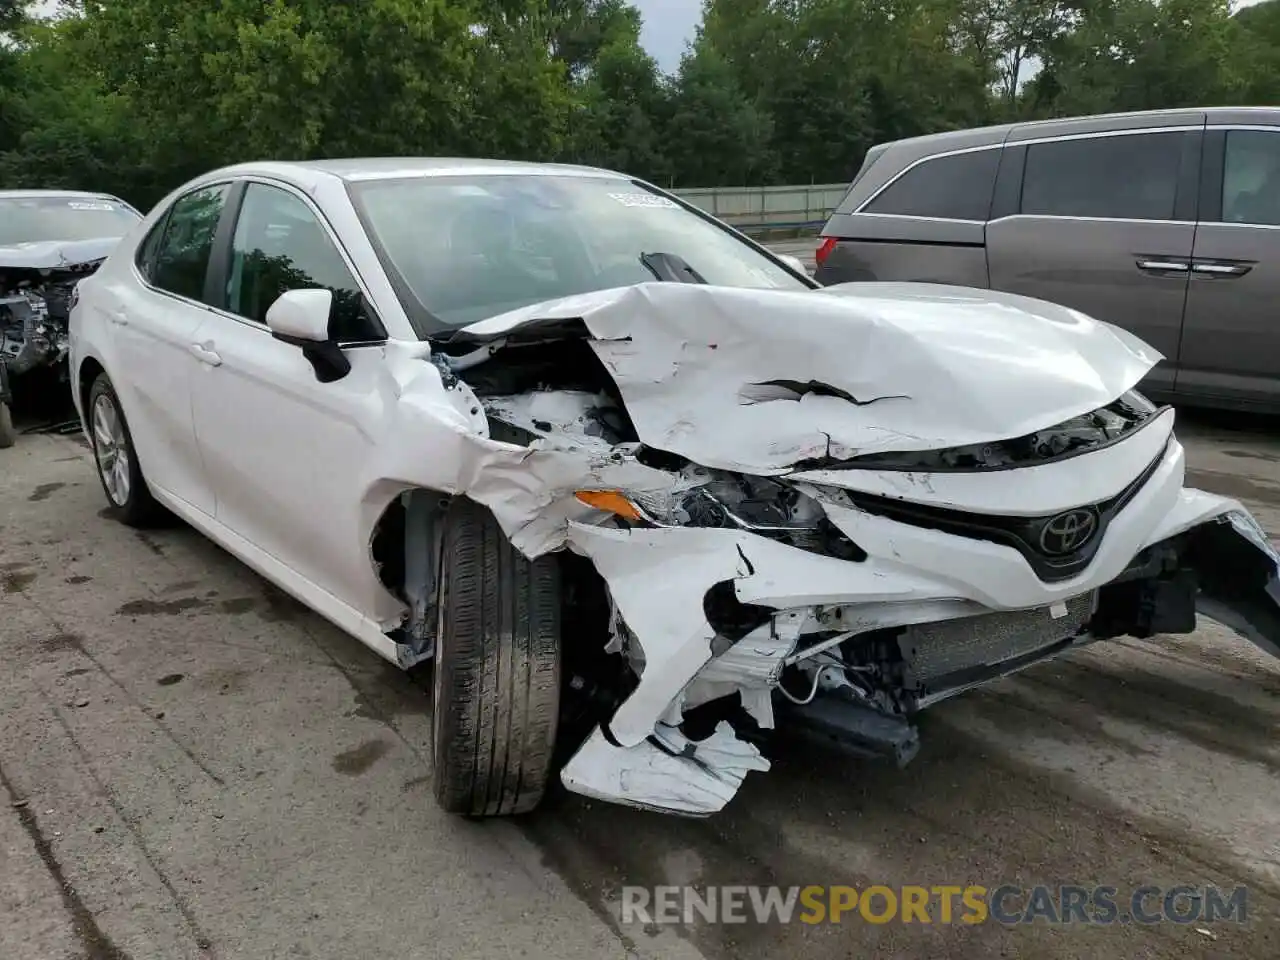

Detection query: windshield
xmin=348 ymin=174 xmax=810 ymax=331
xmin=0 ymin=196 xmax=141 ymax=245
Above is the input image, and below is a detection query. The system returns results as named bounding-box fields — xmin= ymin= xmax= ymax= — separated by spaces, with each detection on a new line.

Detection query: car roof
xmin=185 ymin=157 xmax=633 ymax=192
xmin=877 ymin=105 xmax=1280 ymax=154
xmin=0 ymin=189 xmax=126 ymax=201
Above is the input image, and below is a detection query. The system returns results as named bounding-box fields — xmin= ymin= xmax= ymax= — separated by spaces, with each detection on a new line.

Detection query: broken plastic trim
xmin=821 ymin=391 xmax=1162 ymax=473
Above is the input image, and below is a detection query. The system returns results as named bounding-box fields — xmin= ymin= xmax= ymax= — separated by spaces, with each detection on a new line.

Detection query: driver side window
xmin=226 ymin=183 xmax=382 ymax=342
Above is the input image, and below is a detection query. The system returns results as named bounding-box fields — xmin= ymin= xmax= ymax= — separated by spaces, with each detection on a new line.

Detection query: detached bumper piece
xmin=1186 ymin=511 xmax=1280 ymax=660
xmin=560 ymin=721 xmax=770 ymax=816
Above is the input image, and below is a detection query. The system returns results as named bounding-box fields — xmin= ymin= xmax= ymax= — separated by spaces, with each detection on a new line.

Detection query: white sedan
xmin=69 ymin=159 xmax=1280 ymax=817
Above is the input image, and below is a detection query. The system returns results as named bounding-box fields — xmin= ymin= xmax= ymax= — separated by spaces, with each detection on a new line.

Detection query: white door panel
xmin=99 ymin=181 xmax=233 ymax=516
xmin=188 ymin=179 xmax=397 ymax=614
xmin=104 ymin=281 xmax=215 ymax=514
xmin=189 ymin=318 xmax=384 ymax=609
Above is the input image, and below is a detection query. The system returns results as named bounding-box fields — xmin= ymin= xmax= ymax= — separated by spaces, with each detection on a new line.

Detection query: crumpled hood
xmin=454 ymin=281 xmax=1161 ymax=473
xmin=0 ymin=236 xmax=123 ymax=271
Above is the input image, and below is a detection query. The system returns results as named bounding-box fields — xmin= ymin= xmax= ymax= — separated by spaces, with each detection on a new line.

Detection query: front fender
xmin=1138 ymin=489 xmax=1280 ymax=660
xmin=1181 ymin=508 xmax=1280 ymax=660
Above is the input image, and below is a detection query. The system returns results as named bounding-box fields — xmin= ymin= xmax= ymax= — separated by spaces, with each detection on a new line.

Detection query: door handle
xmin=1192 ymin=262 xmax=1252 ymax=278
xmin=189 ymin=342 xmax=222 ymax=367
xmin=1136 ymin=259 xmax=1191 ymax=274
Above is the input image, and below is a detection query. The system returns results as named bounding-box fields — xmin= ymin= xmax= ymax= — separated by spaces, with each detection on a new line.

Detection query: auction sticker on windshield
xmin=609 ymin=192 xmax=678 ymax=208
xmin=67 ymin=201 xmax=117 ymax=211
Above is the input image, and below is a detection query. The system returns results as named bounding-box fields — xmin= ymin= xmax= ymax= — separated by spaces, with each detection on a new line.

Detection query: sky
xmin=634 ymin=0 xmax=704 ymax=74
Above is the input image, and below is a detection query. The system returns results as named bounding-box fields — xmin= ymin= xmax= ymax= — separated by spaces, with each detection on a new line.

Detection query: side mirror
xmin=266 ymin=288 xmax=331 ymax=342
xmin=778 ymin=254 xmax=810 ymax=277
xmin=265 ymin=288 xmax=351 ymax=383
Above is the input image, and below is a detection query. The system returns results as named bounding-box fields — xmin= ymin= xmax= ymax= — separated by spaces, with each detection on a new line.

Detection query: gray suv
xmin=814 ymin=107 xmax=1280 ymax=413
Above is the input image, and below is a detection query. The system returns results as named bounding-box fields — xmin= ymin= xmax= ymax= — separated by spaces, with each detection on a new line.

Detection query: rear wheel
xmin=432 ymin=497 xmax=562 ymax=817
xmin=88 ymin=373 xmax=163 ymax=526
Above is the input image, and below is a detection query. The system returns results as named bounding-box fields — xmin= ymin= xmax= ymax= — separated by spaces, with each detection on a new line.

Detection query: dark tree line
xmin=2 ymin=0 xmax=1279 ymax=210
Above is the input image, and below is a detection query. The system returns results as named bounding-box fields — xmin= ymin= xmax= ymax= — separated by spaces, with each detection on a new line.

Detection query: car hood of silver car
xmin=0 ymin=236 xmax=123 ymax=272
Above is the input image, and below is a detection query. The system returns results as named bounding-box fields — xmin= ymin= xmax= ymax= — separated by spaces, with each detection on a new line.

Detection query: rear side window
xmin=863 ymin=149 xmax=1000 ymax=221
xmin=151 ymin=184 xmax=231 ymax=302
xmin=1221 ymin=129 xmax=1280 ymax=226
xmin=135 ymin=215 xmax=169 ymax=281
xmin=1021 ymin=132 xmax=1182 ymax=221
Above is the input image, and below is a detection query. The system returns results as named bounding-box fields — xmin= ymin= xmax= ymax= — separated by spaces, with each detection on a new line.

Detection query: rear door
xmin=986 ymin=119 xmax=1204 ymax=397
xmin=105 ymin=182 xmax=232 ymax=516
xmin=1176 ymin=122 xmax=1280 ymax=408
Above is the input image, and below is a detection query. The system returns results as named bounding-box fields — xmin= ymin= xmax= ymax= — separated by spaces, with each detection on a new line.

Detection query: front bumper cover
xmin=555 ymin=490 xmax=1280 ymax=816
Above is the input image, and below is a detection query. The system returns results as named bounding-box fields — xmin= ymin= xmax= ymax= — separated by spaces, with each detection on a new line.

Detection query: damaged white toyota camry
xmin=69 ymin=159 xmax=1280 ymax=817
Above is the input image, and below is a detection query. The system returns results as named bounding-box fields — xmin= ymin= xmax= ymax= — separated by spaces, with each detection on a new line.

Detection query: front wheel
xmin=432 ymin=498 xmax=562 ymax=817
xmin=88 ymin=373 xmax=163 ymax=526
xmin=0 ymin=400 xmax=14 ymax=449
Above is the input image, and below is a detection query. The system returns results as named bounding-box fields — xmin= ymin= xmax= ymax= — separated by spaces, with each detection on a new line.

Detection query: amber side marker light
xmin=575 ymin=490 xmax=643 ymax=522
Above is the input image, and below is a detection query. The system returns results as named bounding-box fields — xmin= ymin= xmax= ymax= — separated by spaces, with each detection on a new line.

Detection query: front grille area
xmin=898 ymin=592 xmax=1094 ymax=693
xmin=843 ymin=440 xmax=1169 ymax=583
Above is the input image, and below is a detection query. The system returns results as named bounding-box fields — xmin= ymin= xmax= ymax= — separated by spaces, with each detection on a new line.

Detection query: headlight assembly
xmin=575 ymin=473 xmax=866 ymax=562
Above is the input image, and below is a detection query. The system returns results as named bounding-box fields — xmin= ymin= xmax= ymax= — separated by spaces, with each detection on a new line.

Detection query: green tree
xmin=1230 ymin=0 xmax=1280 ymax=103
xmin=556 ymin=2 xmax=670 ymax=180
xmin=1 ymin=0 xmax=570 ymax=204
xmin=549 ymin=0 xmax=643 ymax=77
xmin=664 ymin=44 xmax=776 ymax=186
xmin=0 ymin=0 xmax=31 ymax=147
xmin=954 ymin=0 xmax=1078 ymax=109
xmin=1028 ymin=0 xmax=1242 ymax=116
xmin=5 ymin=0 xmax=1280 ymax=201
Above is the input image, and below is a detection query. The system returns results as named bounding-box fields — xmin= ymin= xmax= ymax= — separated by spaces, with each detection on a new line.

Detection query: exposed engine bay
xmin=361 ymin=281 xmax=1280 ymax=817
xmin=0 ymin=192 xmax=140 ymax=445
xmin=1 ymin=263 xmax=88 ymax=380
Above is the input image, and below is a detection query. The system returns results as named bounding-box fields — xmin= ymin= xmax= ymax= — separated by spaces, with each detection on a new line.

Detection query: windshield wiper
xmin=639 ymin=251 xmax=707 ymax=284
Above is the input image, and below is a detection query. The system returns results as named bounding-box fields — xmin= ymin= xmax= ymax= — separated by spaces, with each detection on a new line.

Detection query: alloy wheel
xmin=92 ymin=391 xmax=131 ymax=506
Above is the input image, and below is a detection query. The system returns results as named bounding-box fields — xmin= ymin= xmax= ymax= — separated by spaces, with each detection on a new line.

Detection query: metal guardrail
xmin=671 ymin=183 xmax=847 ymax=232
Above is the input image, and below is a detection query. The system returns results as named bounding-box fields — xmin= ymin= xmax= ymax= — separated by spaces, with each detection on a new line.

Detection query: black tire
xmin=87 ymin=373 xmax=164 ymax=527
xmin=432 ymin=497 xmax=562 ymax=817
xmin=0 ymin=401 xmax=14 ymax=449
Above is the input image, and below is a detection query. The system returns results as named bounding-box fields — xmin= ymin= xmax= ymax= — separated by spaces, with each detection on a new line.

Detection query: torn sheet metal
xmin=452 ymin=281 xmax=1160 ymax=473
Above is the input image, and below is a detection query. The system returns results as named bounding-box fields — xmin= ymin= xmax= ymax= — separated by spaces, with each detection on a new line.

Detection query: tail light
xmin=815 ymin=236 xmax=837 ymax=268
